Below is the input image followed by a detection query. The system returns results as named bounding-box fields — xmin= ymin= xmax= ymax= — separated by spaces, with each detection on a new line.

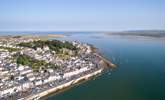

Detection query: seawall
xmin=20 ymin=68 xmax=103 ymax=100
xmin=89 ymin=44 xmax=116 ymax=69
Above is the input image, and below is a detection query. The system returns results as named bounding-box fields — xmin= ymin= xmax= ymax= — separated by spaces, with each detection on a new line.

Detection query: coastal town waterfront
xmin=0 ymin=35 xmax=115 ymax=100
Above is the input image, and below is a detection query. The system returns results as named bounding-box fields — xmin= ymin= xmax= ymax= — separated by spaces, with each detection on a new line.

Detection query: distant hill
xmin=106 ymin=30 xmax=165 ymax=38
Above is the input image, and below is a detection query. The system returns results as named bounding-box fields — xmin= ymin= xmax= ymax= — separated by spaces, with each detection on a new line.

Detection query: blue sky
xmin=0 ymin=0 xmax=165 ymax=31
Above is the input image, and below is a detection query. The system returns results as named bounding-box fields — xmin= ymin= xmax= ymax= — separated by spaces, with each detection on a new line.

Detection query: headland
xmin=0 ymin=34 xmax=115 ymax=100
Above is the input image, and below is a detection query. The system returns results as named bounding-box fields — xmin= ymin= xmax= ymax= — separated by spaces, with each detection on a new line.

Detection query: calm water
xmin=46 ymin=33 xmax=165 ymax=100
xmin=1 ymin=32 xmax=165 ymax=100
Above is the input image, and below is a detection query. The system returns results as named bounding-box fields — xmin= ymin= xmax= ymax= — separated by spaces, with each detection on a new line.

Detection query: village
xmin=0 ymin=36 xmax=105 ymax=100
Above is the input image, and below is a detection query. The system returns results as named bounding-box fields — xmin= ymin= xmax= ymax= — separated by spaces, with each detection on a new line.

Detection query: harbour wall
xmin=20 ymin=68 xmax=103 ymax=100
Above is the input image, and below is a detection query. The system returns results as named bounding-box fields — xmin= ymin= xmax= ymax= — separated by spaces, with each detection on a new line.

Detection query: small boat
xmin=33 ymin=95 xmax=40 ymax=100
xmin=108 ymin=72 xmax=111 ymax=75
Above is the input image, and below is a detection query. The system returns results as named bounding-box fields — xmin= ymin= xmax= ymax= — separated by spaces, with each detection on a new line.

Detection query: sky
xmin=0 ymin=0 xmax=165 ymax=31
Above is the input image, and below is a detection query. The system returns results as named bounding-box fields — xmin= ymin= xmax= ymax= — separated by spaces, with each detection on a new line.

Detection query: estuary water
xmin=1 ymin=32 xmax=164 ymax=100
xmin=46 ymin=32 xmax=165 ymax=100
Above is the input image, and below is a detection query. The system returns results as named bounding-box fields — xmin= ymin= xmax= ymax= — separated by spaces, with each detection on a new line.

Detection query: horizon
xmin=0 ymin=29 xmax=165 ymax=32
xmin=0 ymin=0 xmax=165 ymax=31
xmin=0 ymin=1 xmax=165 ymax=100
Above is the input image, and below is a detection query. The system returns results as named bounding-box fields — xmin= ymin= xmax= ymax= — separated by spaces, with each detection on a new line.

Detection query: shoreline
xmin=0 ymin=34 xmax=116 ymax=100
xmin=19 ymin=45 xmax=116 ymax=100
xmin=89 ymin=44 xmax=116 ymax=69
xmin=19 ymin=45 xmax=115 ymax=100
xmin=0 ymin=34 xmax=65 ymax=40
xmin=20 ymin=68 xmax=104 ymax=100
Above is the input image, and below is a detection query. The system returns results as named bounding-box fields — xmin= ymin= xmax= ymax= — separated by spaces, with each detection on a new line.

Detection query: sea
xmin=1 ymin=32 xmax=165 ymax=100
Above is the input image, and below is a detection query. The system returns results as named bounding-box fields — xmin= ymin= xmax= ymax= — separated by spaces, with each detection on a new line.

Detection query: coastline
xmin=20 ymin=68 xmax=104 ymax=100
xmin=0 ymin=34 xmax=65 ymax=40
xmin=19 ymin=38 xmax=116 ymax=100
xmin=89 ymin=44 xmax=116 ymax=69
xmin=0 ymin=34 xmax=116 ymax=100
xmin=19 ymin=45 xmax=116 ymax=100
